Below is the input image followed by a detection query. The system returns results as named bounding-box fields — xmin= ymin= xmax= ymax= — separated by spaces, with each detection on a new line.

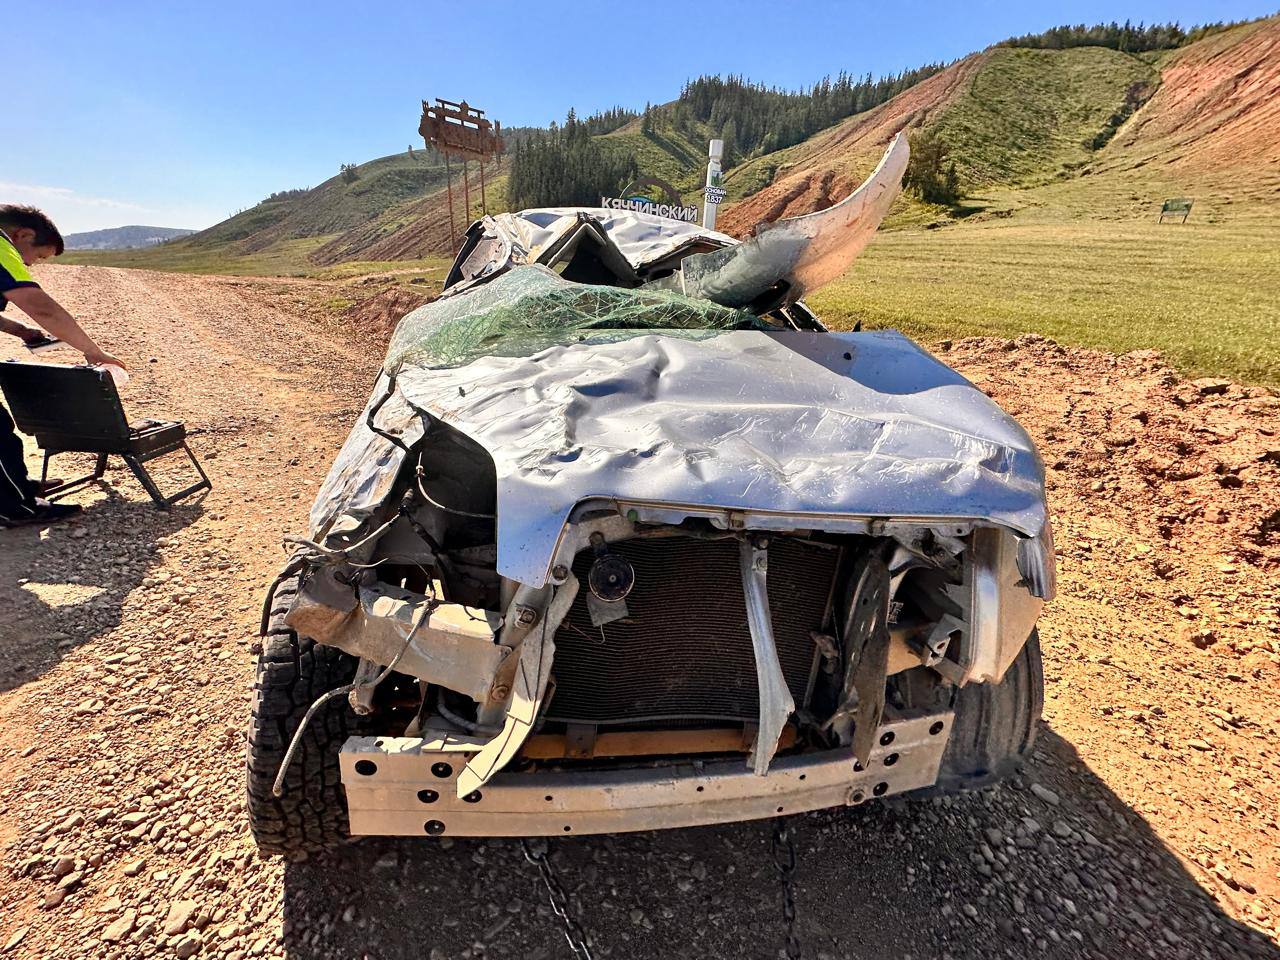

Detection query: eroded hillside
xmin=1100 ymin=18 xmax=1280 ymax=188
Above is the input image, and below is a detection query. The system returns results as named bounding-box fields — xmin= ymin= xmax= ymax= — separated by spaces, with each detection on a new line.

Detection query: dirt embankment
xmin=0 ymin=267 xmax=1276 ymax=960
xmin=1109 ymin=18 xmax=1280 ymax=174
xmin=312 ymin=159 xmax=510 ymax=267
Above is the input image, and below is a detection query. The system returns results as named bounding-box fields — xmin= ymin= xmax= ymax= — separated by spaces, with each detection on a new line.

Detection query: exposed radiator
xmin=546 ymin=535 xmax=839 ymax=726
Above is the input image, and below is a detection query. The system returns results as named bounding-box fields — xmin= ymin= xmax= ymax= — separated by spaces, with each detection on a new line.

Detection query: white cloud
xmin=0 ymin=181 xmax=153 ymax=233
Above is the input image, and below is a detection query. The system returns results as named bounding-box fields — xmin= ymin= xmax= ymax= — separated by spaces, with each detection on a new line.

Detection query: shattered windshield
xmin=384 ymin=264 xmax=777 ymax=371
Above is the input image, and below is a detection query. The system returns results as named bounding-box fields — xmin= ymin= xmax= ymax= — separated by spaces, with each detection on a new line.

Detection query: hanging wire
xmin=415 ymin=452 xmax=496 ymax=519
xmin=271 ymin=597 xmax=436 ymax=798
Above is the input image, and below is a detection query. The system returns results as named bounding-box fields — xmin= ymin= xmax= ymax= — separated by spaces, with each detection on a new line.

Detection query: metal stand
xmin=43 ymin=440 xmax=211 ymax=510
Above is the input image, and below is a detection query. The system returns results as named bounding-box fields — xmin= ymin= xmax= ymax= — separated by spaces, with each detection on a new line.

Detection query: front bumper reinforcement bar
xmin=340 ymin=711 xmax=951 ymax=838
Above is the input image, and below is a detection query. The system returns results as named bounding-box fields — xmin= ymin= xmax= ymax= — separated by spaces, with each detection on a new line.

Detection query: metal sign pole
xmin=443 ymin=153 xmax=456 ymax=251
xmin=703 ymin=139 xmax=725 ymax=230
xmin=463 ymin=159 xmax=471 ymax=222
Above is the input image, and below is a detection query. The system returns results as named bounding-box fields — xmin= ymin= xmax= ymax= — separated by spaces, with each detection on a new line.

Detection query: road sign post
xmin=703 ymin=139 xmax=726 ymax=230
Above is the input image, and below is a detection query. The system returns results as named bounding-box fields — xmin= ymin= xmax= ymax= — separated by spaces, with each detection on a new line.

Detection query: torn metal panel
xmin=308 ymin=371 xmax=428 ymax=548
xmin=1016 ymin=521 xmax=1057 ymax=601
xmin=285 ymin=566 xmax=357 ymax=642
xmin=645 ymin=134 xmax=909 ymax=308
xmin=387 ymin=327 xmax=1048 ymax=587
xmin=456 ymin=575 xmax=580 ymax=798
xmin=287 ymin=580 xmax=508 ymax=702
xmin=961 ymin=526 xmax=1047 ymax=684
xmin=739 ymin=538 xmax=795 ymax=776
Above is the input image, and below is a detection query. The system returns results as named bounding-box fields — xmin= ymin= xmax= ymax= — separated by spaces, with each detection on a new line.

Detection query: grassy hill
xmin=717 ymin=56 xmax=987 ymax=234
xmin=62 ymin=17 xmax=1280 ymax=383
xmin=1085 ymin=17 xmax=1280 ymax=209
xmin=310 ymin=161 xmax=510 ymax=265
xmin=931 ymin=46 xmax=1156 ymax=186
xmin=64 ymin=149 xmax=451 ymax=274
xmin=601 ymin=122 xmax=708 ymax=193
xmin=208 ymin=151 xmax=450 ymax=247
xmin=801 ymin=17 xmax=1280 ymax=385
xmin=718 ymin=44 xmax=1166 ymax=232
xmin=65 ymin=225 xmax=194 ymax=250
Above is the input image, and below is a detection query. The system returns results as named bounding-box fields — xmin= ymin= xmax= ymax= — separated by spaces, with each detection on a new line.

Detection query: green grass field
xmin=809 ymin=218 xmax=1280 ymax=386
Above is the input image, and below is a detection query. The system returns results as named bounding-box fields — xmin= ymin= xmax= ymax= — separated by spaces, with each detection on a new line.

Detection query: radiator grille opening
xmin=546 ymin=535 xmax=839 ymax=726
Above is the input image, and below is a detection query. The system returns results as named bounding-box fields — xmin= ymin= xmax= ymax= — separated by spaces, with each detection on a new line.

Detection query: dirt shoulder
xmin=0 ymin=266 xmax=1276 ymax=960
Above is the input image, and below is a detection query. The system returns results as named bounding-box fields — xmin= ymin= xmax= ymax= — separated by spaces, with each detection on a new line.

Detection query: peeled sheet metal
xmin=648 ymin=134 xmax=909 ymax=306
xmin=455 ymin=577 xmax=579 ymax=797
xmin=312 ymin=585 xmax=508 ymax=702
xmin=308 ymin=370 xmax=427 ymax=544
xmin=386 ymin=328 xmax=1048 ymax=587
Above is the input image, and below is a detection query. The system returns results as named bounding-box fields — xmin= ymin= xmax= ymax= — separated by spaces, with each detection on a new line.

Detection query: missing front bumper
xmin=340 ymin=711 xmax=951 ymax=838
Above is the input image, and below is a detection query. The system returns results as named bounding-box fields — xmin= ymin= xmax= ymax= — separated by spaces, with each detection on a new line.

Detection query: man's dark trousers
xmin=0 ymin=402 xmax=38 ymax=523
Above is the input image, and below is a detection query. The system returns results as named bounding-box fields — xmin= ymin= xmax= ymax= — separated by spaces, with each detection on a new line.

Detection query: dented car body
xmin=247 ymin=136 xmax=1055 ymax=849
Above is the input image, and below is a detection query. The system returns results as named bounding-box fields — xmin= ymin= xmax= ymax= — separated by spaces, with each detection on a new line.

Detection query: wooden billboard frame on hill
xmin=419 ymin=98 xmax=505 ymax=252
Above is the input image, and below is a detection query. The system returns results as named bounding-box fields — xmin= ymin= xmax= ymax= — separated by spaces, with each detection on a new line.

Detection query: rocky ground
xmin=0 ymin=265 xmax=1277 ymax=960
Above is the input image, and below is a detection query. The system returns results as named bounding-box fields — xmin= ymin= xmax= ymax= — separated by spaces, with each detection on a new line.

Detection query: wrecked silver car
xmin=246 ymin=136 xmax=1055 ymax=853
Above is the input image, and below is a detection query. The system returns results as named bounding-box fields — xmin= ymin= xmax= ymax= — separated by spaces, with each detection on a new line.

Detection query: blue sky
xmin=10 ymin=0 xmax=1275 ymax=233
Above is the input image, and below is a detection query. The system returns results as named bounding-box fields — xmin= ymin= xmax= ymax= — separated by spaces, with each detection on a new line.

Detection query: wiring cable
xmin=415 ymin=452 xmax=496 ymax=520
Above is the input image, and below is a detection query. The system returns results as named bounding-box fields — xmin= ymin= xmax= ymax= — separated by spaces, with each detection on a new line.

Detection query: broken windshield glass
xmin=384 ymin=264 xmax=777 ymax=372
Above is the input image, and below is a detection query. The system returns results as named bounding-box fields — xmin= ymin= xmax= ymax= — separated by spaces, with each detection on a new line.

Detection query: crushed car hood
xmin=382 ymin=323 xmax=1048 ymax=586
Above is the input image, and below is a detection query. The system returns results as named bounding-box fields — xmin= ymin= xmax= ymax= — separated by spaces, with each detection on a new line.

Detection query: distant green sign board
xmin=1160 ymin=198 xmax=1193 ymax=224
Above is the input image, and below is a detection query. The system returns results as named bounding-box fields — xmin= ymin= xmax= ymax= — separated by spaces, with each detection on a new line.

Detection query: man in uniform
xmin=0 ymin=204 xmax=124 ymax=527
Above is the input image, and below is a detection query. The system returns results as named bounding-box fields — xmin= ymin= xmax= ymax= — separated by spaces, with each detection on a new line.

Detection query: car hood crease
xmin=373 ymin=328 xmax=1048 ymax=586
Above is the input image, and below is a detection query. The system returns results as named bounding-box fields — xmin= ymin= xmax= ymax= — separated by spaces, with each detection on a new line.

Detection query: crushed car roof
xmin=487 ymin=208 xmax=738 ymax=271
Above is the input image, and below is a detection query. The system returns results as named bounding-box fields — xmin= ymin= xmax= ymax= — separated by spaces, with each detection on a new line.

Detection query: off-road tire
xmin=902 ymin=628 xmax=1043 ymax=795
xmin=246 ymin=575 xmax=360 ymax=857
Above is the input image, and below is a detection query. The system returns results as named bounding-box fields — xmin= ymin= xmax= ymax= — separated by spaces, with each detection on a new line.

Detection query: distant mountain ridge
xmin=65 ymin=225 xmax=194 ymax=250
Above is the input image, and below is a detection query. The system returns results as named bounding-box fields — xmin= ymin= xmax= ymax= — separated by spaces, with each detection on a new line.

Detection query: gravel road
xmin=1 ymin=265 xmax=1277 ymax=960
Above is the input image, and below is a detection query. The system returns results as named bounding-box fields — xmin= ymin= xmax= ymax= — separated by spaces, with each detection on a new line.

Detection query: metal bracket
xmin=739 ymin=536 xmax=795 ymax=775
xmin=348 ymin=658 xmax=382 ymax=716
xmin=826 ymin=555 xmax=891 ymax=765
